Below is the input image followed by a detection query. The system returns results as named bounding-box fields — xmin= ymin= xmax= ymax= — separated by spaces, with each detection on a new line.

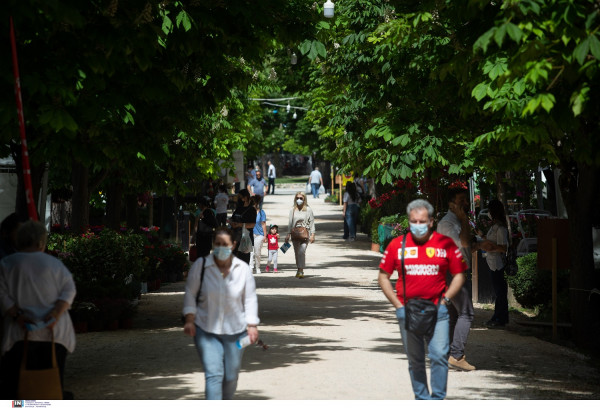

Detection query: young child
xmin=213 ymin=184 xmax=229 ymax=227
xmin=266 ymin=225 xmax=279 ymax=272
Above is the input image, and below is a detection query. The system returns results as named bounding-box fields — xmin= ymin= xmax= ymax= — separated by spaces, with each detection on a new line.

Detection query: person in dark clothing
xmin=194 ymin=197 xmax=219 ymax=257
xmin=0 ymin=213 xmax=20 ymax=260
xmin=229 ymin=190 xmax=256 ymax=265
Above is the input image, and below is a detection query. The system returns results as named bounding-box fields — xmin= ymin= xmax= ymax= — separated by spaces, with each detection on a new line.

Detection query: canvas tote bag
xmin=18 ymin=330 xmax=63 ymax=400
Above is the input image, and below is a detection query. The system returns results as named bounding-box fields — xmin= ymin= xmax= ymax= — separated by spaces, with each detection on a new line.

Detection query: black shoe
xmin=486 ymin=319 xmax=506 ymax=328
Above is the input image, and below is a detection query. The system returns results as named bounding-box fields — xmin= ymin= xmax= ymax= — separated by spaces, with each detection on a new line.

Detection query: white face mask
xmin=296 ymin=199 xmax=304 ymax=206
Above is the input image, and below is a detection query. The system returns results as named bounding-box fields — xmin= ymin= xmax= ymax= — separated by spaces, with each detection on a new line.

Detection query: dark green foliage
xmin=507 ymin=252 xmax=570 ymax=313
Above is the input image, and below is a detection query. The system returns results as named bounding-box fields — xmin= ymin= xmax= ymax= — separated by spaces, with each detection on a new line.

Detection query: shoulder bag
xmin=18 ymin=330 xmax=63 ymax=400
xmin=182 ymin=257 xmax=206 ymax=324
xmin=238 ymin=223 xmax=253 ymax=253
xmin=290 ymin=208 xmax=309 ymax=242
xmin=401 ymin=234 xmax=439 ymax=338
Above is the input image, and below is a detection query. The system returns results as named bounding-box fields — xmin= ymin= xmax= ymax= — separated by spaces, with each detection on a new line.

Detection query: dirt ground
xmin=63 ymin=187 xmax=600 ymax=400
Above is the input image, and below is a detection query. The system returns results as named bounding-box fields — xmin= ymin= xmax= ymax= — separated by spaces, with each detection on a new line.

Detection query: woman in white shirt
xmin=284 ymin=192 xmax=315 ymax=279
xmin=0 ymin=220 xmax=76 ymax=399
xmin=475 ymin=199 xmax=509 ymax=327
xmin=183 ymin=227 xmax=259 ymax=400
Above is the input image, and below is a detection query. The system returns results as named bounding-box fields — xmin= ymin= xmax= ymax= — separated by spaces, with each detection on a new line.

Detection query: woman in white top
xmin=285 ymin=192 xmax=315 ymax=279
xmin=183 ymin=227 xmax=259 ymax=400
xmin=342 ymin=181 xmax=361 ymax=242
xmin=475 ymin=199 xmax=509 ymax=327
xmin=0 ymin=220 xmax=76 ymax=399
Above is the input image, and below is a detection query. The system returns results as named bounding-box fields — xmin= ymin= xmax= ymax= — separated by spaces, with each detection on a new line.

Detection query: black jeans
xmin=490 ymin=267 xmax=509 ymax=324
xmin=0 ymin=341 xmax=67 ymax=399
xmin=268 ymin=177 xmax=275 ymax=194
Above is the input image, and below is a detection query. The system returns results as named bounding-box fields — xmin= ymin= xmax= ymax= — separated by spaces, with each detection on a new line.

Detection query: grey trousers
xmin=292 ymin=240 xmax=308 ymax=269
xmin=448 ymin=285 xmax=474 ymax=359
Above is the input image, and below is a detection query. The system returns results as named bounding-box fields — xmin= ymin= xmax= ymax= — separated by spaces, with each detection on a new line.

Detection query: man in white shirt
xmin=267 ymin=160 xmax=276 ymax=194
xmin=308 ymin=167 xmax=323 ymax=199
xmin=436 ymin=187 xmax=476 ymax=372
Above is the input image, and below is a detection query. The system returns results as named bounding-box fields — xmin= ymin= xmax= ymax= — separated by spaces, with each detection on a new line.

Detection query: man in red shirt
xmin=378 ymin=199 xmax=467 ymax=400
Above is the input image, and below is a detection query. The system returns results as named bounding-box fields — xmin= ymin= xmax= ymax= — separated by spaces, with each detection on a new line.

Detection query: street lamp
xmin=291 ymin=52 xmax=298 ymax=65
xmin=324 ymin=0 xmax=334 ymax=18
xmin=293 ymin=110 xmax=297 ymax=119
xmin=286 ymin=101 xmax=291 ymax=113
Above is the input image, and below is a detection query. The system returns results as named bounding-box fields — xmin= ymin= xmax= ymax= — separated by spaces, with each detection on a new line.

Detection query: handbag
xmin=238 ymin=223 xmax=253 ymax=253
xmin=290 ymin=209 xmax=309 ymax=242
xmin=18 ymin=330 xmax=63 ymax=400
xmin=400 ymin=234 xmax=439 ymax=338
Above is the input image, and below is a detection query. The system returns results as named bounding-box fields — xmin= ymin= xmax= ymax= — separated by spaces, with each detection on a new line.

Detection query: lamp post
xmin=324 ymin=0 xmax=334 ymax=18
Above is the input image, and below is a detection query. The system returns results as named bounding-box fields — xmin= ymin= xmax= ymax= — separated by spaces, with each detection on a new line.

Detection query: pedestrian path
xmin=64 ymin=188 xmax=600 ymax=400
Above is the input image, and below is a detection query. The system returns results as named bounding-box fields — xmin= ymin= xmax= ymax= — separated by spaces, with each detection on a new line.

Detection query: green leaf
xmin=175 ymin=10 xmax=192 ymax=31
xmin=540 ymin=94 xmax=555 ymax=113
xmin=494 ymin=24 xmax=507 ymax=48
xmin=573 ymin=38 xmax=590 ymax=65
xmin=513 ymin=79 xmax=526 ymax=96
xmin=299 ymin=40 xmax=312 ymax=55
xmin=589 ymin=35 xmax=600 ymax=60
xmin=505 ymin=23 xmax=523 ymax=43
xmin=471 ymin=83 xmax=488 ymax=101
xmin=586 ymin=11 xmax=598 ymax=30
xmin=314 ymin=41 xmax=327 ymax=58
xmin=473 ymin=28 xmax=495 ymax=53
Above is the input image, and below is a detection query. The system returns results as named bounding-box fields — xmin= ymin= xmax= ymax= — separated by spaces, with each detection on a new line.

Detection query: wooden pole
xmin=331 ymin=167 xmax=334 ymax=197
xmin=552 ymin=237 xmax=558 ymax=340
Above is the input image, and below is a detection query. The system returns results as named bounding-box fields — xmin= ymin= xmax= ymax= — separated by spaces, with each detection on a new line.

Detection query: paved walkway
xmin=64 ymin=186 xmax=600 ymax=400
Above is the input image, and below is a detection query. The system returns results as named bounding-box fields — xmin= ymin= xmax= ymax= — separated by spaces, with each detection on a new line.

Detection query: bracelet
xmin=443 ymin=296 xmax=452 ymax=304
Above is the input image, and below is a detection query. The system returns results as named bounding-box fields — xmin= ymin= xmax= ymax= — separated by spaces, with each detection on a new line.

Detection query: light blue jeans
xmin=344 ymin=203 xmax=360 ymax=239
xmin=396 ymin=304 xmax=450 ymax=400
xmin=311 ymin=183 xmax=320 ymax=198
xmin=194 ymin=325 xmax=247 ymax=400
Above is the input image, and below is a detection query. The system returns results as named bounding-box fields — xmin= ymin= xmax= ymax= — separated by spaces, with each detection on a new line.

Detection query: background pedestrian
xmin=267 ymin=160 xmax=276 ymax=194
xmin=0 ymin=220 xmax=77 ymax=399
xmin=229 ymin=190 xmax=256 ymax=265
xmin=214 ymin=184 xmax=230 ymax=227
xmin=285 ymin=192 xmax=315 ymax=279
xmin=251 ymin=196 xmax=267 ymax=274
xmin=436 ymin=187 xmax=476 ymax=371
xmin=308 ymin=167 xmax=323 ymax=199
xmin=266 ymin=225 xmax=279 ymax=273
xmin=474 ymin=199 xmax=509 ymax=327
xmin=342 ymin=181 xmax=361 ymax=242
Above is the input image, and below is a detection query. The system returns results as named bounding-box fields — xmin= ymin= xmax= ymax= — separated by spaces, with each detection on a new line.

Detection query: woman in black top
xmin=229 ymin=189 xmax=256 ymax=264
xmin=194 ymin=197 xmax=219 ymax=257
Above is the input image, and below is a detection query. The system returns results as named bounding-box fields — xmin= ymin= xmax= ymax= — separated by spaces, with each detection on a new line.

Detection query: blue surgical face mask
xmin=409 ymin=222 xmax=429 ymax=238
xmin=213 ymin=246 xmax=232 ymax=260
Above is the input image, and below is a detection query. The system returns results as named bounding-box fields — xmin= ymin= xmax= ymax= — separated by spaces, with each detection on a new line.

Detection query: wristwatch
xmin=443 ymin=296 xmax=452 ymax=304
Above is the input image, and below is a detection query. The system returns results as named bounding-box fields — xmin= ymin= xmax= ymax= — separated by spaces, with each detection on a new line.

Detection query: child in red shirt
xmin=266 ymin=225 xmax=279 ymax=272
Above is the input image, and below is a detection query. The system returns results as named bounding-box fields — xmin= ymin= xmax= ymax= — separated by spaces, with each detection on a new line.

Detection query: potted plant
xmin=69 ymin=301 xmax=100 ymax=333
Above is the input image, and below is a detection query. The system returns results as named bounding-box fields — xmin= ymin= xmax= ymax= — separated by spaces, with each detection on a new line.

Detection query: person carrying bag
xmin=378 ymin=199 xmax=466 ymax=400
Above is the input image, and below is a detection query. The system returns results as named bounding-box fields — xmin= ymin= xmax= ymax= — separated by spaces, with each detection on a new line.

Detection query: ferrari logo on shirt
xmin=426 ymin=248 xmax=435 ymax=258
xmin=401 ymin=247 xmax=418 ymax=258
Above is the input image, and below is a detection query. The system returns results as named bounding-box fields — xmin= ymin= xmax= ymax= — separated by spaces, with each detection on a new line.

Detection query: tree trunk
xmin=71 ymin=161 xmax=90 ymax=233
xmin=561 ymin=161 xmax=598 ymax=349
xmin=125 ymin=193 xmax=139 ymax=231
xmin=105 ymin=182 xmax=124 ymax=231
